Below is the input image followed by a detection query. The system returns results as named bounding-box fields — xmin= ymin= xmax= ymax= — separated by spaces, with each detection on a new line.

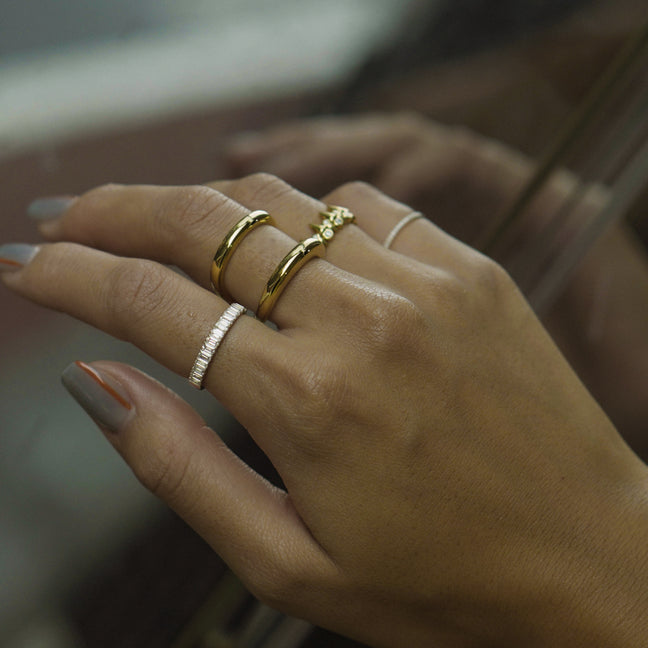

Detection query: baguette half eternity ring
xmin=188 ymin=303 xmax=247 ymax=389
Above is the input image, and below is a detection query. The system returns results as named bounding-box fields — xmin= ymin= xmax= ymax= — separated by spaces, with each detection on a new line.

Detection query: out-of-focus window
xmin=0 ymin=0 xmax=412 ymax=153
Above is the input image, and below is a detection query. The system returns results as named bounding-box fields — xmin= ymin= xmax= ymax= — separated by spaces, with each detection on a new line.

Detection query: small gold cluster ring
xmin=210 ymin=209 xmax=273 ymax=302
xmin=309 ymin=205 xmax=355 ymax=245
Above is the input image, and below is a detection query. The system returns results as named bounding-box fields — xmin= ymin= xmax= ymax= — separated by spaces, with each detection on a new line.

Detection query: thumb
xmin=61 ymin=360 xmax=335 ymax=612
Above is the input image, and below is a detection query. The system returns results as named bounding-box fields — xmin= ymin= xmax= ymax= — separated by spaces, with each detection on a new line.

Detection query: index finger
xmin=1 ymin=241 xmax=292 ymax=435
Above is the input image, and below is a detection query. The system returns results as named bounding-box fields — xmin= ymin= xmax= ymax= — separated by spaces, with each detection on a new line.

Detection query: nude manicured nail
xmin=0 ymin=243 xmax=39 ymax=271
xmin=27 ymin=196 xmax=76 ymax=220
xmin=62 ymin=362 xmax=134 ymax=433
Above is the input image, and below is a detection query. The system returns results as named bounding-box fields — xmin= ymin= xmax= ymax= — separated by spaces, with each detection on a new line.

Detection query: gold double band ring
xmin=211 ymin=210 xmax=274 ymax=301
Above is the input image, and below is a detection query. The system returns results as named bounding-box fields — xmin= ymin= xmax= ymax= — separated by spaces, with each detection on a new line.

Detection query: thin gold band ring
xmin=211 ymin=210 xmax=274 ymax=301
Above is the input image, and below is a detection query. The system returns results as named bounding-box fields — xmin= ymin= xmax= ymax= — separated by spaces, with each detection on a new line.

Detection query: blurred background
xmin=1 ymin=0 xmax=647 ymax=646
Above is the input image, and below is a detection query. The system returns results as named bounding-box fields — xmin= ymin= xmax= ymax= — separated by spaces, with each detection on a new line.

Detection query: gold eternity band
xmin=256 ymin=235 xmax=325 ymax=322
xmin=211 ymin=210 xmax=274 ymax=301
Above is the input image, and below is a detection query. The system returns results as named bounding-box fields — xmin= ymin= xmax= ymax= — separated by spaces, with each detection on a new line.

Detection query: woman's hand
xmin=227 ymin=113 xmax=648 ymax=455
xmin=2 ymin=176 xmax=648 ymax=646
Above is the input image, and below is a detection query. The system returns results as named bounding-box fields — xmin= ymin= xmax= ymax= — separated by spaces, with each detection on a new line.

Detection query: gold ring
xmin=211 ymin=210 xmax=274 ymax=301
xmin=310 ymin=205 xmax=355 ymax=245
xmin=256 ymin=236 xmax=325 ymax=322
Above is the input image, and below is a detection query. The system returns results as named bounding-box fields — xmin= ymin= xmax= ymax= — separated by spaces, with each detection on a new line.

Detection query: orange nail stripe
xmin=76 ymin=361 xmax=133 ymax=411
xmin=0 ymin=258 xmax=22 ymax=268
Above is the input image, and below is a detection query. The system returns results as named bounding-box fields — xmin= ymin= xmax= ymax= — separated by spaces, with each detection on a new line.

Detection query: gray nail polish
xmin=27 ymin=196 xmax=76 ymax=220
xmin=0 ymin=243 xmax=39 ymax=271
xmin=62 ymin=362 xmax=133 ymax=433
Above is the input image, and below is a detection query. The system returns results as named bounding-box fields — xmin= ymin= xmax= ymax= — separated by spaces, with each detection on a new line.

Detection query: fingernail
xmin=0 ymin=243 xmax=39 ymax=272
xmin=27 ymin=196 xmax=76 ymax=220
xmin=62 ymin=361 xmax=134 ymax=433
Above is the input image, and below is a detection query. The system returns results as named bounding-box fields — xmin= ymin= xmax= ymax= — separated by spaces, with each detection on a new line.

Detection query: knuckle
xmin=470 ymin=255 xmax=515 ymax=299
xmin=242 ymin=171 xmax=282 ymax=188
xmin=132 ymin=431 xmax=192 ymax=505
xmin=163 ymin=185 xmax=227 ymax=234
xmin=241 ymin=172 xmax=294 ymax=203
xmin=222 ymin=172 xmax=295 ymax=210
xmin=430 ymin=256 xmax=516 ymax=320
xmin=246 ymin=554 xmax=316 ymax=611
xmin=426 ymin=271 xmax=472 ymax=322
xmin=288 ymin=353 xmax=347 ymax=431
xmin=104 ymin=259 xmax=169 ymax=332
xmin=326 ymin=179 xmax=381 ymax=206
xmin=354 ymin=291 xmax=429 ymax=356
xmin=270 ymin=349 xmax=356 ymax=456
